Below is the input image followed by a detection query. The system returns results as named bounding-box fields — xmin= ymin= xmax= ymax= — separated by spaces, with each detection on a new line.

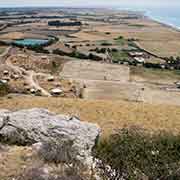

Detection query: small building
xmin=129 ymin=52 xmax=144 ymax=57
xmin=2 ymin=77 xmax=10 ymax=81
xmin=41 ymin=56 xmax=48 ymax=60
xmin=134 ymin=57 xmax=145 ymax=63
xmin=0 ymin=79 xmax=8 ymax=84
xmin=128 ymin=51 xmax=150 ymax=59
xmin=47 ymin=76 xmax=55 ymax=82
xmin=3 ymin=70 xmax=9 ymax=76
xmin=30 ymin=88 xmax=36 ymax=94
xmin=50 ymin=88 xmax=63 ymax=96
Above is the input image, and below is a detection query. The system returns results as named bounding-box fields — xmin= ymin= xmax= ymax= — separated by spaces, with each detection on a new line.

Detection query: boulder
xmin=0 ymin=108 xmax=100 ymax=167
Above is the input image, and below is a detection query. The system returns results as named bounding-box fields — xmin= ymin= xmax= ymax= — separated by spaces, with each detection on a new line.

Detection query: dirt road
xmin=2 ymin=47 xmax=51 ymax=97
xmin=26 ymin=71 xmax=51 ymax=97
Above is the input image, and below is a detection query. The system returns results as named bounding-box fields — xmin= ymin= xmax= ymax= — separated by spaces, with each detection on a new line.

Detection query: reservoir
xmin=14 ymin=38 xmax=49 ymax=46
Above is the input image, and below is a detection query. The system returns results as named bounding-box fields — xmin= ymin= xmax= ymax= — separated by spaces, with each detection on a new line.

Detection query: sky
xmin=0 ymin=0 xmax=180 ymax=8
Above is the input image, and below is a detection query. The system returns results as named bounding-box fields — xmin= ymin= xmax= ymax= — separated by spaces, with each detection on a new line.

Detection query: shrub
xmin=114 ymin=36 xmax=123 ymax=40
xmin=0 ymin=82 xmax=9 ymax=96
xmin=94 ymin=127 xmax=180 ymax=180
xmin=53 ymin=49 xmax=69 ymax=56
xmin=101 ymin=42 xmax=112 ymax=46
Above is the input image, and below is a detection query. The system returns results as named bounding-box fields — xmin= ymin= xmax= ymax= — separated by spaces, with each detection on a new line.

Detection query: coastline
xmin=145 ymin=15 xmax=180 ymax=32
xmin=116 ymin=7 xmax=180 ymax=32
xmin=144 ymin=13 xmax=180 ymax=32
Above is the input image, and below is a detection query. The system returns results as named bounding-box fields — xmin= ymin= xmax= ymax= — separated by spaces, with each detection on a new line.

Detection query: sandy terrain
xmin=60 ymin=60 xmax=180 ymax=105
xmin=61 ymin=60 xmax=130 ymax=82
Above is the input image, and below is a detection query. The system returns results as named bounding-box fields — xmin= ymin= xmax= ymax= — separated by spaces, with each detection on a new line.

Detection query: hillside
xmin=0 ymin=96 xmax=180 ymax=136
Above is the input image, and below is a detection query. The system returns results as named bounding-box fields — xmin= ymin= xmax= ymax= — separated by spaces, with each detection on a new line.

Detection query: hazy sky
xmin=0 ymin=0 xmax=180 ymax=7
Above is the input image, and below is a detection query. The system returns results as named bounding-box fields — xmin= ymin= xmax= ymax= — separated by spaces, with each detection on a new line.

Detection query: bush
xmin=0 ymin=82 xmax=9 ymax=96
xmin=101 ymin=42 xmax=112 ymax=46
xmin=94 ymin=127 xmax=180 ymax=180
xmin=53 ymin=49 xmax=69 ymax=56
xmin=114 ymin=36 xmax=123 ymax=40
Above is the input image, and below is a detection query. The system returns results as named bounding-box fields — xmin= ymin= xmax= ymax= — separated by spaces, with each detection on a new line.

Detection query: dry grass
xmin=0 ymin=46 xmax=7 ymax=54
xmin=0 ymin=146 xmax=35 ymax=180
xmin=130 ymin=66 xmax=180 ymax=82
xmin=91 ymin=18 xmax=180 ymax=57
xmin=137 ymin=40 xmax=180 ymax=57
xmin=0 ymin=96 xmax=180 ymax=137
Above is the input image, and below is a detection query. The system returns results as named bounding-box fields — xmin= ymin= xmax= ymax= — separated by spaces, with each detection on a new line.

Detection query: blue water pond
xmin=14 ymin=38 xmax=49 ymax=46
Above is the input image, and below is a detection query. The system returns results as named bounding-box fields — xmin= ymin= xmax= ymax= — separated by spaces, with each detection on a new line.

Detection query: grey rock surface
xmin=0 ymin=108 xmax=100 ymax=166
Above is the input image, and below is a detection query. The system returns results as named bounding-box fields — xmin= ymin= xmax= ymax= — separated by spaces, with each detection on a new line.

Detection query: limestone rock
xmin=0 ymin=108 xmax=100 ymax=167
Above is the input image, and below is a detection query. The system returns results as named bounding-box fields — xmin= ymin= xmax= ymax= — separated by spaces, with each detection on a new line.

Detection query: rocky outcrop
xmin=0 ymin=108 xmax=100 ymax=167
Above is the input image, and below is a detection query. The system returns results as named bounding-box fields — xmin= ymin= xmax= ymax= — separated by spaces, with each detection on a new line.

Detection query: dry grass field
xmin=137 ymin=40 xmax=180 ymax=57
xmin=1 ymin=96 xmax=180 ymax=137
xmin=0 ymin=32 xmax=47 ymax=40
xmin=84 ymin=18 xmax=180 ymax=57
xmin=130 ymin=66 xmax=180 ymax=83
xmin=0 ymin=145 xmax=35 ymax=180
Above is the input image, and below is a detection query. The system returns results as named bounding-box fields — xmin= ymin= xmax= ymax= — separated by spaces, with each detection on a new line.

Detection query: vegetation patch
xmin=94 ymin=127 xmax=180 ymax=179
xmin=111 ymin=51 xmax=130 ymax=63
xmin=128 ymin=24 xmax=146 ymax=28
xmin=0 ymin=82 xmax=9 ymax=96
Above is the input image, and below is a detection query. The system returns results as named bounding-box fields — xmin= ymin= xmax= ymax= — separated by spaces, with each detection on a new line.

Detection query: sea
xmin=117 ymin=6 xmax=180 ymax=29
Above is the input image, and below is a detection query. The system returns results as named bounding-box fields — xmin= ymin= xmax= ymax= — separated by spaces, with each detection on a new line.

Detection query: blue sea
xmin=145 ymin=7 xmax=180 ymax=29
xmin=118 ymin=6 xmax=180 ymax=29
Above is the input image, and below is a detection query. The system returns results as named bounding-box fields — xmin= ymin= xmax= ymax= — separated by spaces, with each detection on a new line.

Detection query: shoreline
xmin=145 ymin=14 xmax=180 ymax=32
xmin=115 ymin=7 xmax=180 ymax=32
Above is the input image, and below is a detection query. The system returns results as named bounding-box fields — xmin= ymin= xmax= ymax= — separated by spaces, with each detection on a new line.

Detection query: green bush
xmin=94 ymin=127 xmax=180 ymax=179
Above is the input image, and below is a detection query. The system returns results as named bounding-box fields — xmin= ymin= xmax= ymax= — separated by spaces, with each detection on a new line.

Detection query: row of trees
xmin=53 ymin=49 xmax=103 ymax=61
xmin=48 ymin=21 xmax=82 ymax=27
